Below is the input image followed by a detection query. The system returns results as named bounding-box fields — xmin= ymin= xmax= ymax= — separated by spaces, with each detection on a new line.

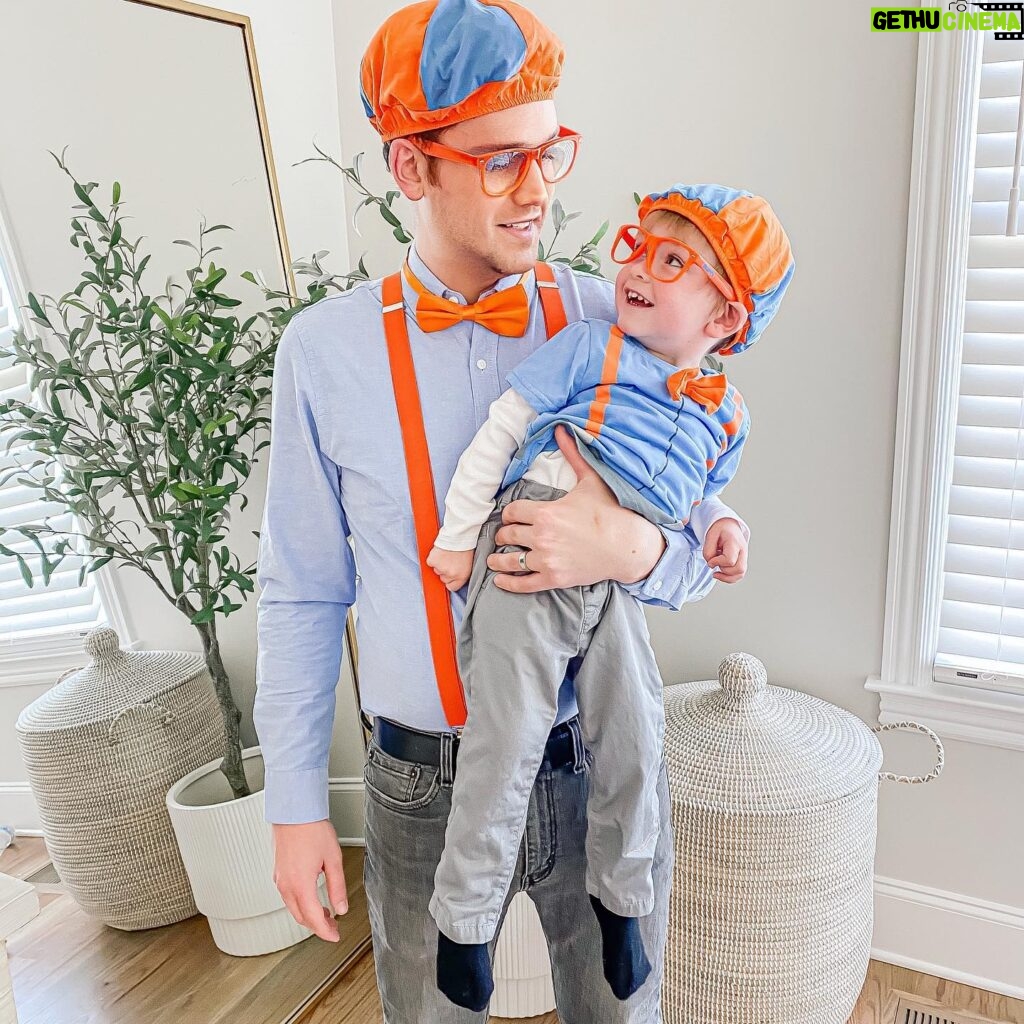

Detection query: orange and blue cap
xmin=638 ymin=184 xmax=795 ymax=356
xmin=359 ymin=0 xmax=565 ymax=143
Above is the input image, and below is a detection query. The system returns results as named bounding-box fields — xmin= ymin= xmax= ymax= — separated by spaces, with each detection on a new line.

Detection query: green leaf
xmin=379 ymin=205 xmax=402 ymax=229
xmin=552 ymin=199 xmax=565 ymax=231
xmin=112 ymin=181 xmax=121 ymax=204
xmin=151 ymin=304 xmax=174 ymax=329
xmin=17 ymin=555 xmax=33 ymax=588
xmin=85 ymin=554 xmax=114 ymax=575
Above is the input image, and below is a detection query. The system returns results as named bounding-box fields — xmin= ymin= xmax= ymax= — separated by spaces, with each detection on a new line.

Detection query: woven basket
xmin=662 ymin=652 xmax=944 ymax=1024
xmin=15 ymin=625 xmax=226 ymax=930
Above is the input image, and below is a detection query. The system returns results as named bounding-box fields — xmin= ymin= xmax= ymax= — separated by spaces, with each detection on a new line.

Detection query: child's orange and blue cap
xmin=360 ymin=0 xmax=564 ymax=143
xmin=639 ymin=184 xmax=795 ymax=356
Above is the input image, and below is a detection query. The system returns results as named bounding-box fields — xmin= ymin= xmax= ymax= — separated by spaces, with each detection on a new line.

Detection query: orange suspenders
xmin=381 ymin=261 xmax=568 ymax=729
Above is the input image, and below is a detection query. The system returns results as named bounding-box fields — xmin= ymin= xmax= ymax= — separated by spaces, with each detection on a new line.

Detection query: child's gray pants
xmin=428 ymin=476 xmax=666 ymax=945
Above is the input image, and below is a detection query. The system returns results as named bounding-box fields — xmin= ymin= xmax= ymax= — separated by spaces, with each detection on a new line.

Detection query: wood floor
xmin=306 ymin=949 xmax=1024 ymax=1024
xmin=4 ymin=835 xmax=1023 ymax=1024
xmin=1 ymin=835 xmax=371 ymax=1024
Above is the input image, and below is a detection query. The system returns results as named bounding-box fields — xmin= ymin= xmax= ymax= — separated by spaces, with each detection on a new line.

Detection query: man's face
xmin=417 ymin=100 xmax=560 ymax=281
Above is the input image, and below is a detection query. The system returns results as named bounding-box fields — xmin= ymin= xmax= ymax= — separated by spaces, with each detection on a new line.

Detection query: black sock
xmin=436 ymin=929 xmax=494 ymax=1011
xmin=589 ymin=893 xmax=652 ymax=1000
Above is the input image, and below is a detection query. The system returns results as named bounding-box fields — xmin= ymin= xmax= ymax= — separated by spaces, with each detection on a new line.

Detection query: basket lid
xmin=663 ymin=652 xmax=883 ymax=813
xmin=16 ymin=625 xmax=207 ymax=731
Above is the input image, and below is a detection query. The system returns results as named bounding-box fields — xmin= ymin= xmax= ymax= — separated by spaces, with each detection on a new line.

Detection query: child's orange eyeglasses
xmin=408 ymin=126 xmax=581 ymax=197
xmin=610 ymin=224 xmax=736 ymax=301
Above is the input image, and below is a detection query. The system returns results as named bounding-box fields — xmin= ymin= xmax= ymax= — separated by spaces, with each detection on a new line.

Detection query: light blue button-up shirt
xmin=253 ymin=246 xmax=746 ymax=824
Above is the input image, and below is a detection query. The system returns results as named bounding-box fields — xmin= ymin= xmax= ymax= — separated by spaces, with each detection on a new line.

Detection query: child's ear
xmin=708 ymin=301 xmax=748 ymax=341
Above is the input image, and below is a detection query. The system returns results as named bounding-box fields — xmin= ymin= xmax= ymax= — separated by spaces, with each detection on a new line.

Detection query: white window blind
xmin=935 ymin=32 xmax=1024 ymax=693
xmin=0 ymin=259 xmax=105 ymax=644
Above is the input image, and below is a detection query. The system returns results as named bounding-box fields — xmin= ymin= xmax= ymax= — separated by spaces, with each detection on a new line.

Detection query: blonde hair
xmin=639 ymin=208 xmax=737 ymax=354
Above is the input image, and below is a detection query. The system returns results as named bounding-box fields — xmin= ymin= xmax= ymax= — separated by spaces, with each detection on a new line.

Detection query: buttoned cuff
xmin=619 ymin=523 xmax=689 ymax=608
xmin=262 ymin=764 xmax=330 ymax=825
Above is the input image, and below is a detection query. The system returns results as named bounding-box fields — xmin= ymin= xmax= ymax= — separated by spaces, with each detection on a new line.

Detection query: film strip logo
xmin=971 ymin=1 xmax=1024 ymax=39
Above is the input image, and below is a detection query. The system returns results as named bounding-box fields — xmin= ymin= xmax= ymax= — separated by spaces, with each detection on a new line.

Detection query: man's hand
xmin=271 ymin=819 xmax=348 ymax=942
xmin=487 ymin=424 xmax=665 ymax=593
xmin=426 ymin=545 xmax=474 ymax=592
xmin=704 ymin=517 xmax=747 ymax=583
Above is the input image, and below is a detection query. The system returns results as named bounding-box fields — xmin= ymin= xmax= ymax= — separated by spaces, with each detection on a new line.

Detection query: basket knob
xmin=83 ymin=626 xmax=123 ymax=661
xmin=718 ymin=652 xmax=768 ymax=701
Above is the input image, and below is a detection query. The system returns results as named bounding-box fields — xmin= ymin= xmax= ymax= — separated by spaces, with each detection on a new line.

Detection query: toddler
xmin=425 ymin=182 xmax=795 ymax=1010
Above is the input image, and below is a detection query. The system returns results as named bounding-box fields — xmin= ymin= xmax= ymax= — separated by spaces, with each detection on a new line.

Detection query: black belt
xmin=370 ymin=713 xmax=581 ymax=775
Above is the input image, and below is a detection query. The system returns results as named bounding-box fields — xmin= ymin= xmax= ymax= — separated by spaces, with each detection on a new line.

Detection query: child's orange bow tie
xmin=666 ymin=366 xmax=727 ymax=413
xmin=402 ymin=261 xmax=531 ymax=337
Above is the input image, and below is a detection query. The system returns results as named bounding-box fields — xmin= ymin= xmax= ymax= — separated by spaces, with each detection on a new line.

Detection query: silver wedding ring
xmin=517 ymin=550 xmax=530 ymax=572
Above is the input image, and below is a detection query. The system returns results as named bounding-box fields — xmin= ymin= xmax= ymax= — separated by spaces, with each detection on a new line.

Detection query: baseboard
xmin=0 ymin=782 xmax=39 ymax=832
xmin=871 ymin=874 xmax=1024 ymax=998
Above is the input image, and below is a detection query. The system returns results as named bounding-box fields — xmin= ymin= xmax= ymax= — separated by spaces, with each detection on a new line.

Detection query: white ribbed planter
xmin=166 ymin=745 xmax=328 ymax=956
xmin=490 ymin=892 xmax=556 ymax=1017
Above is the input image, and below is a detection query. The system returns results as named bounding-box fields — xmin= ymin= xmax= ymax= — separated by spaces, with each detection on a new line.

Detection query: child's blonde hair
xmin=639 ymin=208 xmax=737 ymax=354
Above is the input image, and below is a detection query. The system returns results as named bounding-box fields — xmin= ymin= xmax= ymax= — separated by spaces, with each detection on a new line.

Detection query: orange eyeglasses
xmin=610 ymin=224 xmax=737 ymax=301
xmin=408 ymin=126 xmax=581 ymax=197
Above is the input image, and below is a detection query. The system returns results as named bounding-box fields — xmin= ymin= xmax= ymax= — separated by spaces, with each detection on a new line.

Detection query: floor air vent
xmin=894 ymin=996 xmax=1012 ymax=1024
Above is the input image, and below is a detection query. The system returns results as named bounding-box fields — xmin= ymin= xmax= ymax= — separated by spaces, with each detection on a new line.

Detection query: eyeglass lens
xmin=612 ymin=228 xmax=700 ymax=283
xmin=482 ymin=137 xmax=577 ymax=195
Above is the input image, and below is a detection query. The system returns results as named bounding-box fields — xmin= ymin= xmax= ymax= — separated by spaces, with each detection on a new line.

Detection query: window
xmin=0 ymin=221 xmax=122 ymax=682
xmin=934 ymin=32 xmax=1024 ymax=694
xmin=866 ymin=29 xmax=1024 ymax=750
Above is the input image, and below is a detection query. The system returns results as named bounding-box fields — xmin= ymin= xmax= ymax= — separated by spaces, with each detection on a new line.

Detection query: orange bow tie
xmin=402 ymin=262 xmax=531 ymax=337
xmin=666 ymin=366 xmax=728 ymax=413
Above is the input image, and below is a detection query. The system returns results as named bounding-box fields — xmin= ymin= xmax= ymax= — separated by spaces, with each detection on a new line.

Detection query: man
xmin=253 ymin=1 xmax=750 ymax=1020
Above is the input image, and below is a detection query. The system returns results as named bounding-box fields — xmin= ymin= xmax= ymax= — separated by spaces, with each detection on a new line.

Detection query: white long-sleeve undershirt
xmin=434 ymin=388 xmax=576 ymax=551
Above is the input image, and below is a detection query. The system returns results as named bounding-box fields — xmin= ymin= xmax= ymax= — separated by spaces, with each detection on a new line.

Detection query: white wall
xmin=331 ymin=0 xmax=1024 ymax=996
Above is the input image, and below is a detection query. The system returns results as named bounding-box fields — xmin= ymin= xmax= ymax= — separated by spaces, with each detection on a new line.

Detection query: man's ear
xmin=708 ymin=300 xmax=748 ymax=341
xmin=388 ymin=138 xmax=429 ymax=201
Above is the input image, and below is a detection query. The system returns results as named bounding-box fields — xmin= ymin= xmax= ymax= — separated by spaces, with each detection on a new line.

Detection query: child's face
xmin=613 ymin=222 xmax=730 ymax=365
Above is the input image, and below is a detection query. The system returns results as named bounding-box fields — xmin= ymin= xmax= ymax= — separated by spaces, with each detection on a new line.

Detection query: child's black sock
xmin=588 ymin=893 xmax=652 ymax=1000
xmin=436 ymin=929 xmax=494 ymax=1011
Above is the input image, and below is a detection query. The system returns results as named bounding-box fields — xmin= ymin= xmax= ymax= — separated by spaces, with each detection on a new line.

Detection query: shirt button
xmin=652 ymin=580 xmax=663 ymax=592
xmin=476 ymin=359 xmax=487 ymax=370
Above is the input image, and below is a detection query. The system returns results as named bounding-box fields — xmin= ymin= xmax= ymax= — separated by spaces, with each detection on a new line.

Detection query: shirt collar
xmin=405 ymin=244 xmax=534 ymax=306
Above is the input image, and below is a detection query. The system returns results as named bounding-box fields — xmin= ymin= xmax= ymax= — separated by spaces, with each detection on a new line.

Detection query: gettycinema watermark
xmin=871 ymin=2 xmax=1024 ymax=38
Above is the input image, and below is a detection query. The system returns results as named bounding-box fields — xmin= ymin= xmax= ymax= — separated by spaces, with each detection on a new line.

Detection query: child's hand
xmin=426 ymin=546 xmax=474 ymax=592
xmin=703 ymin=517 xmax=748 ymax=584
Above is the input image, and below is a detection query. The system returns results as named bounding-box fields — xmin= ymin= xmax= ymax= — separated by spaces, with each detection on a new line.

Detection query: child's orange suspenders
xmin=380 ymin=262 xmax=568 ymax=729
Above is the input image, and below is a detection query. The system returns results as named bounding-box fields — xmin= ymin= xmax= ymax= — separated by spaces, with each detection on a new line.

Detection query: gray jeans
xmin=362 ymin=719 xmax=674 ymax=1023
xmin=428 ymin=476 xmax=667 ymax=942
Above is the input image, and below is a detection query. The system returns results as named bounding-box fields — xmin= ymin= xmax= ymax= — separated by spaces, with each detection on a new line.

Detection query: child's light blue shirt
xmin=504 ymin=319 xmax=750 ymax=524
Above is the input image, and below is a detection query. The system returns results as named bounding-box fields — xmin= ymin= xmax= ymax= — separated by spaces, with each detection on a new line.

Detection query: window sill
xmin=865 ymin=674 xmax=1024 ymax=751
xmin=0 ymin=628 xmax=143 ymax=690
